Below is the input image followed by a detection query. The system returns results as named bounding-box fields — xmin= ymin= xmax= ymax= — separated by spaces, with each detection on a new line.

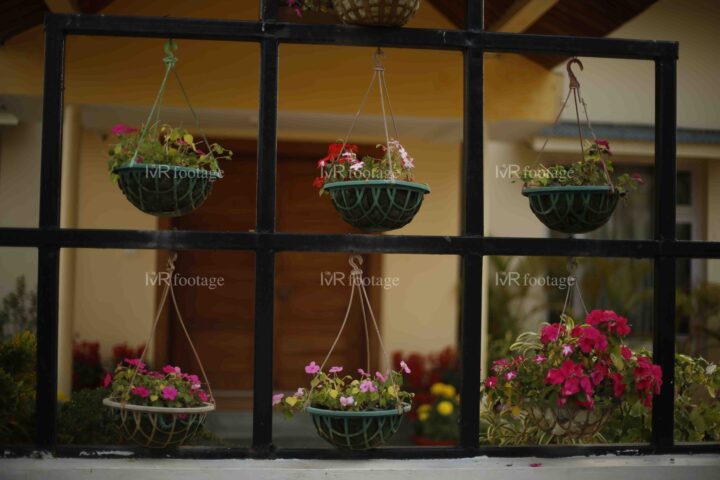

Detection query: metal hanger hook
xmin=373 ymin=47 xmax=385 ymax=71
xmin=348 ymin=254 xmax=364 ymax=273
xmin=567 ymin=57 xmax=583 ymax=89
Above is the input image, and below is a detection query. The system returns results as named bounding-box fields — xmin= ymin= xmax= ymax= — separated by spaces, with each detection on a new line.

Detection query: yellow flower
xmin=418 ymin=404 xmax=432 ymax=415
xmin=442 ymin=385 xmax=457 ymax=398
xmin=285 ymin=396 xmax=298 ymax=406
xmin=329 ymin=389 xmax=338 ymax=399
xmin=437 ymin=400 xmax=454 ymax=416
xmin=150 ymin=394 xmax=159 ymax=402
xmin=430 ymin=383 xmax=446 ymax=396
xmin=386 ymin=385 xmax=398 ymax=396
xmin=418 ymin=411 xmax=430 ymax=422
xmin=511 ymin=405 xmax=521 ymax=418
xmin=351 ymin=387 xmax=359 ymax=395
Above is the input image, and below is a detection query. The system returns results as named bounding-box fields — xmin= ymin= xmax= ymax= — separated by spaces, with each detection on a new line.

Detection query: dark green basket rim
xmin=307 ymin=403 xmax=411 ymax=418
xmin=522 ymin=185 xmax=618 ymax=196
xmin=113 ymin=164 xmax=222 ymax=179
xmin=323 ymin=179 xmax=430 ymax=194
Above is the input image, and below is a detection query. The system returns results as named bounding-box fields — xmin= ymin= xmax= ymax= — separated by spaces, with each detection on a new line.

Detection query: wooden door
xmin=168 ymin=141 xmax=378 ymax=404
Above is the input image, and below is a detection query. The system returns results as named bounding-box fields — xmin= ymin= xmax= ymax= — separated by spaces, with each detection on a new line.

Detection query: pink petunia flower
xmin=272 ymin=393 xmax=284 ymax=406
xmin=329 ymin=366 xmax=343 ymax=374
xmin=340 ymin=396 xmax=355 ymax=407
xmin=161 ymin=386 xmax=178 ymax=401
xmin=358 ymin=368 xmax=370 ymax=376
xmin=400 ymin=360 xmax=411 ymax=374
xmin=111 ymin=123 xmax=137 ymax=136
xmin=621 ymin=345 xmax=633 ymax=361
xmin=197 ymin=391 xmax=209 ymax=402
xmin=305 ymin=361 xmax=320 ymax=374
xmin=103 ymin=372 xmax=112 ymax=388
xmin=162 ymin=365 xmax=181 ymax=375
xmin=295 ymin=388 xmax=305 ymax=397
xmin=505 ymin=371 xmax=517 ymax=381
xmin=124 ymin=358 xmax=145 ymax=370
xmin=131 ymin=386 xmax=150 ymax=398
xmin=485 ymin=376 xmax=497 ymax=389
xmin=540 ymin=323 xmax=565 ymax=344
xmin=359 ymin=380 xmax=377 ymax=393
xmin=375 ymin=371 xmax=388 ymax=383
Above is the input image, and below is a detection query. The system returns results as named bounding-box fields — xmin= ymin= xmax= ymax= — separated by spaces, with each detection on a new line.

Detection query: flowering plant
xmin=483 ymin=310 xmax=662 ymax=417
xmin=105 ymin=358 xmax=211 ymax=408
xmin=274 ymin=361 xmax=414 ymax=416
xmin=521 ymin=139 xmax=643 ymax=195
xmin=285 ymin=0 xmax=334 ymax=16
xmin=107 ymin=123 xmax=232 ymax=179
xmin=313 ymin=140 xmax=417 ymax=194
xmin=413 ymin=382 xmax=460 ymax=443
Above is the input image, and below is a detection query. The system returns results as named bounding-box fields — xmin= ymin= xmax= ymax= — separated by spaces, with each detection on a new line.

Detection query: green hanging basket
xmin=113 ymin=164 xmax=221 ymax=217
xmin=522 ymin=185 xmax=621 ymax=234
xmin=307 ymin=403 xmax=411 ymax=450
xmin=323 ymin=180 xmax=430 ymax=233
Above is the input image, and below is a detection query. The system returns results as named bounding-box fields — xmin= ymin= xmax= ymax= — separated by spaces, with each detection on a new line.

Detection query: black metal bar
xmin=252 ymin=26 xmax=279 ymax=452
xmin=6 ymin=228 xmax=720 ymax=258
xmin=260 ymin=0 xmax=278 ymax=21
xmin=34 ymin=16 xmax=66 ymax=450
xmin=651 ymin=57 xmax=677 ymax=448
xmin=466 ymin=0 xmax=484 ymax=30
xmin=49 ymin=13 xmax=678 ymax=59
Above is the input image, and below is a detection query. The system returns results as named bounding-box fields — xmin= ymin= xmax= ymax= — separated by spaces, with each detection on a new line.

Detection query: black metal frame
xmin=1 ymin=0 xmax=718 ymax=460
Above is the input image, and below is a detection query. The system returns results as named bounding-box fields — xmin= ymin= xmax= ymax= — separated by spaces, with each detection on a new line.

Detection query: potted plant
xmin=315 ymin=140 xmax=430 ymax=232
xmin=103 ymin=358 xmax=215 ymax=448
xmin=521 ymin=139 xmax=643 ymax=234
xmin=274 ymin=361 xmax=414 ymax=450
xmin=286 ymin=0 xmax=420 ymax=27
xmin=108 ymin=123 xmax=232 ymax=217
xmin=482 ymin=310 xmax=662 ymax=440
xmin=410 ymin=382 xmax=459 ymax=446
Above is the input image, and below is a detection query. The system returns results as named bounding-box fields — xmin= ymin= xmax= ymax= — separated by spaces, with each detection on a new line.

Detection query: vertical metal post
xmin=252 ymin=0 xmax=279 ymax=454
xmin=459 ymin=0 xmax=484 ymax=450
xmin=36 ymin=16 xmax=65 ymax=449
xmin=652 ymin=57 xmax=677 ymax=448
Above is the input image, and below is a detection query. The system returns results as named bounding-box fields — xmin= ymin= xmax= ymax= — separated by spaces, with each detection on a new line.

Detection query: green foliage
xmin=57 ymin=388 xmax=121 ymax=445
xmin=107 ymin=123 xmax=232 ymax=179
xmin=0 ymin=276 xmax=37 ymax=341
xmin=0 ymin=331 xmax=37 ymax=443
xmin=414 ymin=383 xmax=459 ymax=442
xmin=520 ymin=140 xmax=642 ymax=195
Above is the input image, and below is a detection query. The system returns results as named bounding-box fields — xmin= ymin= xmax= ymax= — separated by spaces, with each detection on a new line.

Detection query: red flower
xmin=633 ymin=355 xmax=663 ymax=402
xmin=620 ymin=345 xmax=633 ymax=361
xmin=610 ymin=372 xmax=625 ymax=398
xmin=574 ymin=325 xmax=608 ymax=353
xmin=632 ymin=172 xmax=644 ymax=185
xmin=492 ymin=358 xmax=511 ymax=373
xmin=313 ymin=176 xmax=325 ymax=189
xmin=485 ymin=376 xmax=497 ymax=389
xmin=591 ymin=362 xmax=608 ymax=386
xmin=585 ymin=309 xmax=631 ymax=337
xmin=540 ymin=323 xmax=565 ymax=344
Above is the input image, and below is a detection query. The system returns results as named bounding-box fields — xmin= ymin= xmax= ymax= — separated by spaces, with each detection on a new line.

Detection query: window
xmin=1 ymin=0 xmax=714 ymax=460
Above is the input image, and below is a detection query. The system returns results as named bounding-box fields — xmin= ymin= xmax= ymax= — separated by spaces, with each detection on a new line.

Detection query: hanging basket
xmin=308 ymin=403 xmax=410 ymax=450
xmin=332 ymin=0 xmax=420 ymax=27
xmin=324 ymin=179 xmax=430 ymax=233
xmin=113 ymin=165 xmax=221 ymax=217
xmin=522 ymin=186 xmax=620 ymax=234
xmin=103 ymin=398 xmax=215 ymax=448
xmin=526 ymin=402 xmax=610 ymax=440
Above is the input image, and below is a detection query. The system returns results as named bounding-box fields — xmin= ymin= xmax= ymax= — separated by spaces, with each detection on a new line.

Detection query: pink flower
xmin=505 ymin=371 xmax=517 ymax=381
xmin=295 ymin=388 xmax=305 ymax=397
xmin=632 ymin=172 xmax=644 ymax=185
xmin=540 ymin=323 xmax=565 ymax=344
xmin=562 ymin=344 xmax=574 ymax=356
xmin=329 ymin=366 xmax=343 ymax=374
xmin=492 ymin=358 xmax=511 ymax=373
xmin=357 ymin=368 xmax=369 ymax=376
xmin=375 ymin=371 xmax=387 ymax=383
xmin=485 ymin=376 xmax=497 ymax=389
xmin=546 ymin=369 xmax=565 ymax=385
xmin=272 ymin=393 xmax=284 ymax=406
xmin=533 ymin=355 xmax=546 ymax=364
xmin=124 ymin=358 xmax=145 ymax=370
xmin=621 ymin=345 xmax=633 ymax=360
xmin=634 ymin=355 xmax=663 ymax=403
xmin=591 ymin=362 xmax=608 ymax=385
xmin=575 ymin=326 xmax=608 ymax=353
xmin=131 ymin=386 xmax=150 ymax=398
xmin=305 ymin=361 xmax=320 ymax=374
xmin=161 ymin=386 xmax=178 ymax=401
xmin=163 ymin=365 xmax=181 ymax=375
xmin=610 ymin=372 xmax=625 ymax=398
xmin=197 ymin=391 xmax=209 ymax=402
xmin=561 ymin=377 xmax=580 ymax=396
xmin=359 ymin=380 xmax=377 ymax=393
xmin=585 ymin=310 xmax=631 ymax=337
xmin=400 ymin=360 xmax=411 ymax=374
xmin=111 ymin=123 xmax=137 ymax=136
xmin=340 ymin=396 xmax=355 ymax=407
xmin=103 ymin=372 xmax=112 ymax=388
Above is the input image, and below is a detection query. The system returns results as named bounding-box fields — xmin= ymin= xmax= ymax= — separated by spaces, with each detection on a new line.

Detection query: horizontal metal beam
xmin=48 ymin=13 xmax=677 ymax=59
xmin=2 ymin=228 xmax=719 ymax=258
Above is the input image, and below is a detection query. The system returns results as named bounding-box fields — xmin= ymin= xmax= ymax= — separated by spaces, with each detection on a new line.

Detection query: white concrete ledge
xmin=3 ymin=454 xmax=720 ymax=480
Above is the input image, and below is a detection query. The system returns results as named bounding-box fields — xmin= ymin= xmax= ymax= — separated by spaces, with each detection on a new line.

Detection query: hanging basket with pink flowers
xmin=273 ymin=255 xmax=414 ymax=450
xmin=482 ymin=259 xmax=662 ymax=441
xmin=103 ymin=253 xmax=216 ymax=448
